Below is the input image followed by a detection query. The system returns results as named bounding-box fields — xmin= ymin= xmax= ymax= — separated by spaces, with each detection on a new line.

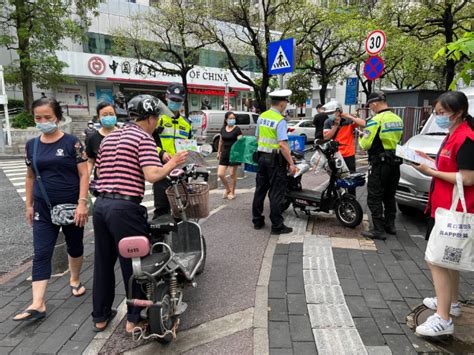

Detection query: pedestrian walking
xmin=359 ymin=92 xmax=403 ymax=240
xmin=152 ymin=83 xmax=193 ymax=219
xmin=91 ymin=95 xmax=187 ymax=333
xmin=217 ymin=111 xmax=242 ymax=199
xmin=413 ymin=91 xmax=474 ymax=337
xmin=252 ymin=89 xmax=297 ymax=235
xmin=83 ymin=120 xmax=96 ymax=146
xmin=13 ymin=98 xmax=89 ymax=321
xmin=322 ymin=100 xmax=366 ymax=195
xmin=313 ymin=103 xmax=327 ymax=141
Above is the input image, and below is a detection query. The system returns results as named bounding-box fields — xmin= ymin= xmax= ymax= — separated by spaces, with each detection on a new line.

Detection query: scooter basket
xmin=166 ymin=182 xmax=210 ymax=219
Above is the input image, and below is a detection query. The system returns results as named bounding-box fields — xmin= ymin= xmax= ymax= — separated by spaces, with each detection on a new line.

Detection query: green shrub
xmin=11 ymin=111 xmax=35 ymax=129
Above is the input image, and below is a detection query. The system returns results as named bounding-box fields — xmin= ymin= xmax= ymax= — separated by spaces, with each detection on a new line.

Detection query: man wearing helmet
xmin=359 ymin=92 xmax=403 ymax=240
xmin=152 ymin=83 xmax=193 ymax=218
xmin=91 ymin=94 xmax=187 ymax=333
xmin=322 ymin=100 xmax=366 ymax=195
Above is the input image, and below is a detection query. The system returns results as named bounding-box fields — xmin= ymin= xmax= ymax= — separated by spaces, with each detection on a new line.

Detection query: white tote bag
xmin=425 ymin=173 xmax=474 ymax=271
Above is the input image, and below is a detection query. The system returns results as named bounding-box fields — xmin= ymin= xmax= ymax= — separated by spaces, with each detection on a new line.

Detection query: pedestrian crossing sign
xmin=268 ymin=38 xmax=295 ymax=75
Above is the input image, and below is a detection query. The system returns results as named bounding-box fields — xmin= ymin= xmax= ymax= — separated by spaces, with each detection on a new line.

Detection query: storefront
xmin=56 ymin=51 xmax=253 ymax=116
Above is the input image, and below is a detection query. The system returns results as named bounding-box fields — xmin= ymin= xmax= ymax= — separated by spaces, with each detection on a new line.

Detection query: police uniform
xmin=153 ymin=84 xmax=193 ymax=218
xmin=359 ymin=93 xmax=403 ymax=239
xmin=252 ymin=90 xmax=293 ymax=234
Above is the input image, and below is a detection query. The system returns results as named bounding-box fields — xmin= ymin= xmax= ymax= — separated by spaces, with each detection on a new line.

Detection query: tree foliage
xmin=0 ymin=0 xmax=99 ymax=112
xmin=286 ymin=72 xmax=312 ymax=106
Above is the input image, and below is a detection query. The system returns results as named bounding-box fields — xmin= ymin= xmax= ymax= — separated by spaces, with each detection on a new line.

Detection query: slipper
xmin=93 ymin=309 xmax=117 ymax=333
xmin=125 ymin=320 xmax=148 ymax=334
xmin=70 ymin=282 xmax=86 ymax=297
xmin=12 ymin=309 xmax=46 ymax=322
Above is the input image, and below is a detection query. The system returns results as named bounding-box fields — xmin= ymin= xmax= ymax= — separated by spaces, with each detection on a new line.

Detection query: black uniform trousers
xmin=367 ymin=161 xmax=400 ymax=233
xmin=92 ymin=196 xmax=148 ymax=324
xmin=153 ymin=179 xmax=172 ymax=219
xmin=252 ymin=154 xmax=287 ymax=229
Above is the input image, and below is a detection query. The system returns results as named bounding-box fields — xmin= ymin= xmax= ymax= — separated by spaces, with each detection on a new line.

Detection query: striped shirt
xmin=96 ymin=123 xmax=162 ymax=197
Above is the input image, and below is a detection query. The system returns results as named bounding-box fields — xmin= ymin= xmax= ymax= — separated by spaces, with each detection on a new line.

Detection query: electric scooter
xmin=283 ymin=140 xmax=366 ymax=228
xmin=117 ymin=163 xmax=209 ymax=344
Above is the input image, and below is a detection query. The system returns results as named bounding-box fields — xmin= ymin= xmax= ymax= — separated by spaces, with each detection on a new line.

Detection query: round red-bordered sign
xmin=364 ymin=56 xmax=385 ymax=81
xmin=88 ymin=56 xmax=106 ymax=75
xmin=365 ymin=30 xmax=386 ymax=55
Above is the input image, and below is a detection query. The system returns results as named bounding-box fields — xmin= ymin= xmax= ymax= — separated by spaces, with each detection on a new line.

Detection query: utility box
xmin=384 ymin=89 xmax=444 ymax=108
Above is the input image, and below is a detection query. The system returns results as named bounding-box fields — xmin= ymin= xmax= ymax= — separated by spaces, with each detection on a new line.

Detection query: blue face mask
xmin=227 ymin=119 xmax=236 ymax=126
xmin=101 ymin=115 xmax=117 ymax=128
xmin=168 ymin=101 xmax=182 ymax=112
xmin=36 ymin=121 xmax=57 ymax=134
xmin=435 ymin=114 xmax=454 ymax=129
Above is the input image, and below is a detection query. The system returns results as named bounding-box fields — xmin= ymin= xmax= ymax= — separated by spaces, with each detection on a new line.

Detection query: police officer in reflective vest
xmin=252 ymin=90 xmax=297 ymax=235
xmin=153 ymin=83 xmax=193 ymax=218
xmin=359 ymin=92 xmax=403 ymax=240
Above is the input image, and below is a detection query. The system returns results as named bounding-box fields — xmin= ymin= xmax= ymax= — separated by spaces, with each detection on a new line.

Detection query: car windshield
xmin=420 ymin=113 xmax=448 ymax=135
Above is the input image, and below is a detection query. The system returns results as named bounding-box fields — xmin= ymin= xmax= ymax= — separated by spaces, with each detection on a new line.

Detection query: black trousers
xmin=153 ymin=178 xmax=172 ymax=218
xmin=92 ymin=197 xmax=148 ymax=324
xmin=367 ymin=162 xmax=400 ymax=232
xmin=252 ymin=155 xmax=287 ymax=229
xmin=343 ymin=155 xmax=356 ymax=196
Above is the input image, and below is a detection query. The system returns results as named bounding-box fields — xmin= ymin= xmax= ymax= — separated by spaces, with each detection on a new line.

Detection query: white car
xmin=287 ymin=119 xmax=315 ymax=143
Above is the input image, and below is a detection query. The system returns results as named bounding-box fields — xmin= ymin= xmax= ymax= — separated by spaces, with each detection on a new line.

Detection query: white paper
xmin=396 ymin=144 xmax=436 ymax=169
xmin=175 ymin=139 xmax=199 ymax=152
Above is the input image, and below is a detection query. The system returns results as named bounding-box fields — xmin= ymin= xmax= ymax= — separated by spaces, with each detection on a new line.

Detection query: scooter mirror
xmin=199 ymin=144 xmax=213 ymax=157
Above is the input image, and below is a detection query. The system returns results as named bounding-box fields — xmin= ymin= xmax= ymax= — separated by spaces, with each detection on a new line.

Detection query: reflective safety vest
xmin=257 ymin=110 xmax=284 ymax=153
xmin=359 ymin=110 xmax=403 ymax=154
xmin=156 ymin=114 xmax=192 ymax=156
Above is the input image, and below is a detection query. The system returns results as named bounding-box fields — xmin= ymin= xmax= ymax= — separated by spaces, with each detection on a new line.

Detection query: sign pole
xmin=0 ymin=65 xmax=11 ymax=146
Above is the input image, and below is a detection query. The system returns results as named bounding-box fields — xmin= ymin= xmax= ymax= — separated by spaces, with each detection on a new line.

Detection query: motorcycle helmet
xmin=127 ymin=94 xmax=167 ymax=120
xmin=321 ymin=100 xmax=342 ymax=114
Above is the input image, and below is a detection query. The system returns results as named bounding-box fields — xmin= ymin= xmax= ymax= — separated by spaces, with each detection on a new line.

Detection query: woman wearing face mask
xmin=86 ymin=103 xmax=119 ymax=184
xmin=13 ymin=98 xmax=89 ymax=321
xmin=217 ymin=112 xmax=242 ymax=199
xmin=413 ymin=91 xmax=474 ymax=337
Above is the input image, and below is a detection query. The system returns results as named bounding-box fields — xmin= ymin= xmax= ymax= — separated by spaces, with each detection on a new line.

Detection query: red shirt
xmin=96 ymin=123 xmax=162 ymax=197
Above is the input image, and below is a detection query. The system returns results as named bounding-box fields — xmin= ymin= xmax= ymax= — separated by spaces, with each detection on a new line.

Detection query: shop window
xmin=235 ymin=114 xmax=250 ymax=125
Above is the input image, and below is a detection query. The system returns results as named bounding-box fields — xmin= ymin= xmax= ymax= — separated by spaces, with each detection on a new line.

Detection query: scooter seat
xmin=141 ymin=252 xmax=171 ymax=274
xmin=149 ymin=214 xmax=178 ymax=233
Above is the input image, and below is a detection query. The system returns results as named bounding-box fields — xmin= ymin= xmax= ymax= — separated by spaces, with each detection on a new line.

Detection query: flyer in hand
xmin=396 ymin=145 xmax=436 ymax=169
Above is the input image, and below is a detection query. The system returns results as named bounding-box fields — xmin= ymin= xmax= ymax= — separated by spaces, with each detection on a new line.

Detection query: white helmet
xmin=321 ymin=100 xmax=342 ymax=114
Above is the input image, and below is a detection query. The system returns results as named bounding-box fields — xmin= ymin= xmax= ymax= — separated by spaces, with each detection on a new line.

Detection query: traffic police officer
xmin=359 ymin=92 xmax=403 ymax=240
xmin=252 ymin=89 xmax=297 ymax=235
xmin=153 ymin=83 xmax=193 ymax=218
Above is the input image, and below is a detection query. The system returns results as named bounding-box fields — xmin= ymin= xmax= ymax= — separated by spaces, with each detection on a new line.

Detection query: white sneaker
xmin=423 ymin=297 xmax=462 ymax=317
xmin=416 ymin=313 xmax=454 ymax=337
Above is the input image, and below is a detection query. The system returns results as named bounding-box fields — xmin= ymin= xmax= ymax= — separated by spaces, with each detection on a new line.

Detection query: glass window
xmin=235 ymin=114 xmax=250 ymax=125
xmin=252 ymin=114 xmax=259 ymax=123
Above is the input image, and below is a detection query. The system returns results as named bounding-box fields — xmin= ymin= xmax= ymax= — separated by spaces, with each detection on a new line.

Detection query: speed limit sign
xmin=365 ymin=30 xmax=386 ymax=55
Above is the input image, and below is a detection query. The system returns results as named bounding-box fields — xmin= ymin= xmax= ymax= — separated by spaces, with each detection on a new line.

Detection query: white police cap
xmin=269 ymin=89 xmax=292 ymax=101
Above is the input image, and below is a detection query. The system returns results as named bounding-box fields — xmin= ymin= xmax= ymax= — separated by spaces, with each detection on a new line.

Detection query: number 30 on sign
xmin=365 ymin=30 xmax=386 ymax=56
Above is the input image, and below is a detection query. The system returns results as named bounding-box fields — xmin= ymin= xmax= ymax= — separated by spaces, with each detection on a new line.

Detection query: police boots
xmin=362 ymin=219 xmax=386 ymax=240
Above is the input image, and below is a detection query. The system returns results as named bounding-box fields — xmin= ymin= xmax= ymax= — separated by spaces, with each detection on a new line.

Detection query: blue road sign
xmin=345 ymin=77 xmax=358 ymax=105
xmin=364 ymin=56 xmax=384 ymax=81
xmin=268 ymin=38 xmax=295 ymax=75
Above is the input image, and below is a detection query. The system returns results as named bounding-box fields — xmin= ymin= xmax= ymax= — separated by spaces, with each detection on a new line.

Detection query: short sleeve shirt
xmin=95 ymin=123 xmax=162 ymax=197
xmin=25 ymin=133 xmax=87 ymax=205
xmin=86 ymin=130 xmax=106 ymax=180
xmin=323 ymin=117 xmax=357 ymax=157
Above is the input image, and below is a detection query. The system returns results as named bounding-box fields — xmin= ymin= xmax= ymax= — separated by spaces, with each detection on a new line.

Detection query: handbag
xmin=32 ymin=137 xmax=77 ymax=226
xmin=425 ymin=172 xmax=474 ymax=271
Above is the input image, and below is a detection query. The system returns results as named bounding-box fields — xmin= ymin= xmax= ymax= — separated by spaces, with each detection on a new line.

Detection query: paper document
xmin=396 ymin=145 xmax=436 ymax=169
xmin=175 ymin=139 xmax=199 ymax=152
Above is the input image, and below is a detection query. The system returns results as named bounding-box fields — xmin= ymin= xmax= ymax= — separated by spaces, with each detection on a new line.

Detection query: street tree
xmin=286 ymin=72 xmax=312 ymax=107
xmin=0 ymin=0 xmax=99 ymax=112
xmin=113 ymin=0 xmax=215 ymax=115
xmin=201 ymin=0 xmax=296 ymax=113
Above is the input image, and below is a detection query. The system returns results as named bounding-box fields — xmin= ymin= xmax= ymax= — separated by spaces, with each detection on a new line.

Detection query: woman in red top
xmin=414 ymin=91 xmax=474 ymax=337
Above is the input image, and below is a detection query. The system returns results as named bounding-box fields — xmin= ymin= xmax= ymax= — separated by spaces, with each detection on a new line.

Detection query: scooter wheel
xmin=335 ymin=196 xmax=363 ymax=228
xmin=148 ymin=282 xmax=175 ymax=344
xmin=196 ymin=235 xmax=206 ymax=275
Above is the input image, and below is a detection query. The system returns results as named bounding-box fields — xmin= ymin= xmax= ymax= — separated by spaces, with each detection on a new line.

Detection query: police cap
xmin=366 ymin=91 xmax=386 ymax=105
xmin=269 ymin=89 xmax=292 ymax=102
xmin=166 ymin=84 xmax=186 ymax=101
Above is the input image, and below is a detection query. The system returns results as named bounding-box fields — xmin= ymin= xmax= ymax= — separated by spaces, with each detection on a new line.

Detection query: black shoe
xmin=254 ymin=222 xmax=265 ymax=230
xmin=361 ymin=230 xmax=386 ymax=240
xmin=271 ymin=226 xmax=293 ymax=235
xmin=385 ymin=225 xmax=397 ymax=235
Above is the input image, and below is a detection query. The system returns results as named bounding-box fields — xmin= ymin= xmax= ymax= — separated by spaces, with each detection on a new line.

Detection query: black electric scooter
xmin=282 ymin=140 xmax=365 ymax=228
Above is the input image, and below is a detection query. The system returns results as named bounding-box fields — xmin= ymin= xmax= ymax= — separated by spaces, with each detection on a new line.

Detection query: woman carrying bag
xmin=13 ymin=98 xmax=89 ymax=321
xmin=413 ymin=91 xmax=474 ymax=337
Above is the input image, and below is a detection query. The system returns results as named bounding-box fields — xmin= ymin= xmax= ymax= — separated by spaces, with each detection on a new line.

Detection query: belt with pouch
xmin=99 ymin=192 xmax=142 ymax=204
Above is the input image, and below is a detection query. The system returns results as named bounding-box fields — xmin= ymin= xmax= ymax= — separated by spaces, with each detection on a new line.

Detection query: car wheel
xmin=397 ymin=203 xmax=418 ymax=215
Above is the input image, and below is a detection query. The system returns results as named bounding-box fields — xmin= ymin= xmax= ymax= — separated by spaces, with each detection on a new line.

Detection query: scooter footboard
xmin=172 ymin=221 xmax=203 ymax=279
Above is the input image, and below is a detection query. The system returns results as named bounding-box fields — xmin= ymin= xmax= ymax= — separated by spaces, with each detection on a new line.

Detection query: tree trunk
xmin=443 ymin=3 xmax=455 ymax=90
xmin=20 ymin=57 xmax=34 ymax=113
xmin=319 ymin=80 xmax=328 ymax=105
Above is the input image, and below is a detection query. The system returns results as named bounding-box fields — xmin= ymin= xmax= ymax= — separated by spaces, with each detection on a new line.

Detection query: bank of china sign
xmin=56 ymin=51 xmax=251 ymax=91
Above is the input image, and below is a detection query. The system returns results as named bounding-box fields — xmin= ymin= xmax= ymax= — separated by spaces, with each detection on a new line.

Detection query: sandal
xmin=13 ymin=309 xmax=46 ymax=322
xmin=70 ymin=282 xmax=86 ymax=297
xmin=93 ymin=309 xmax=117 ymax=332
